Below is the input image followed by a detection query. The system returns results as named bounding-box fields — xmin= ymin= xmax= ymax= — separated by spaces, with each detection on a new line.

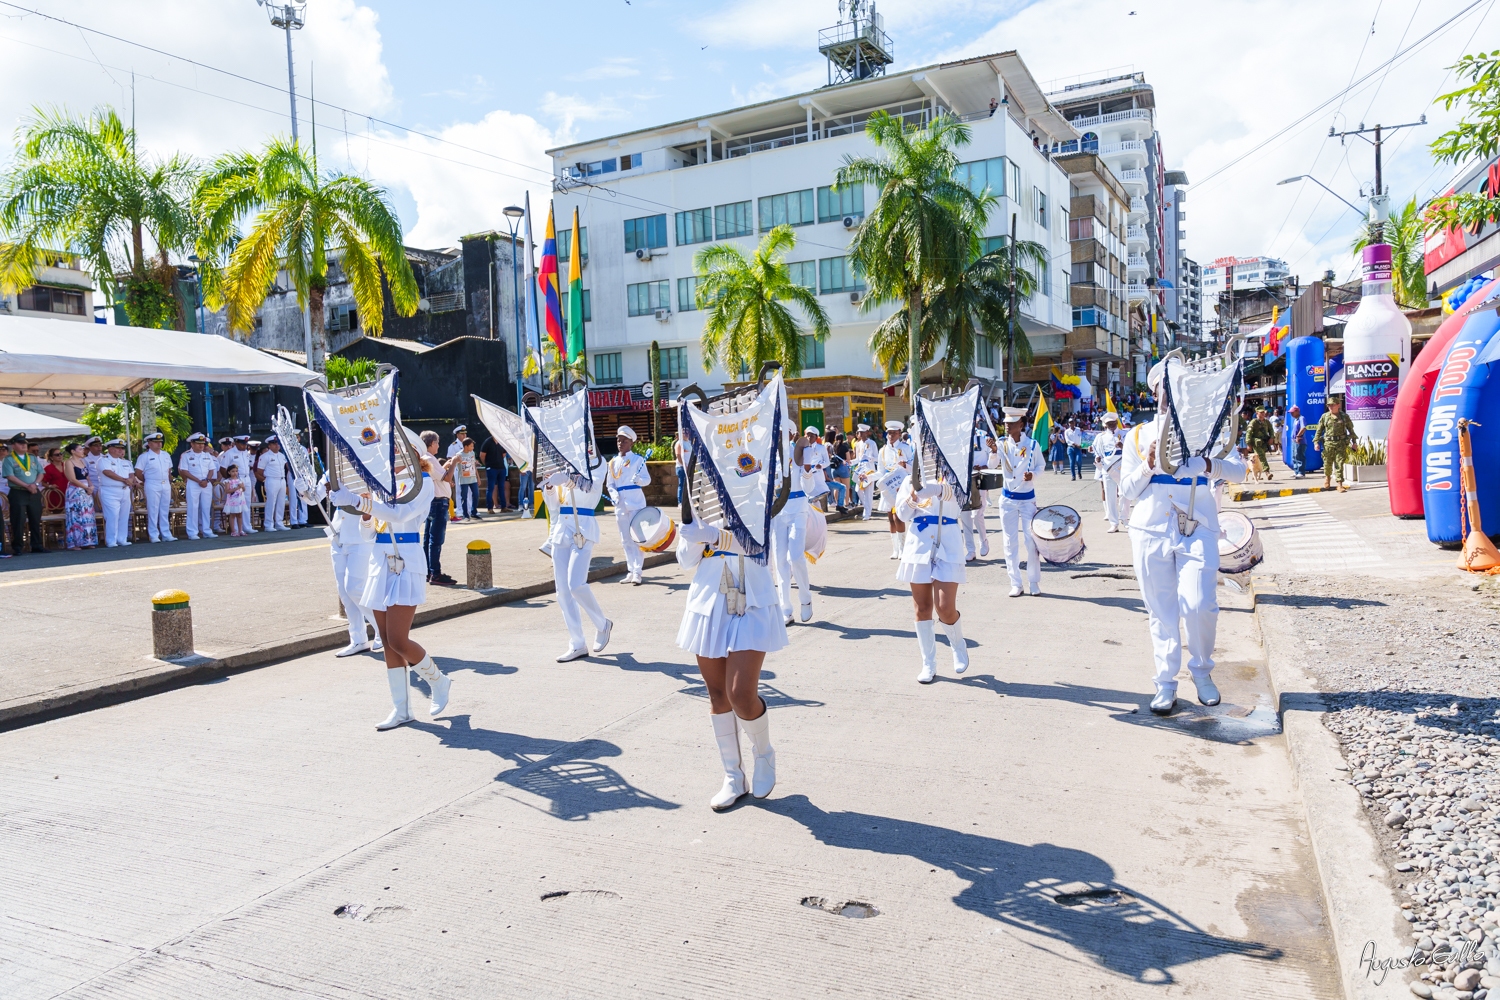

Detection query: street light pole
xmin=503 ymin=206 xmax=525 ymax=410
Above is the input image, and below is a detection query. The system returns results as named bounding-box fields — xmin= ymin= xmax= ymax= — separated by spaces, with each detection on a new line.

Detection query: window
xmin=799 ymin=334 xmax=825 ymax=370
xmin=758 ymin=189 xmax=815 ymax=230
xmin=675 ymin=208 xmax=713 ymax=246
xmin=624 ymin=215 xmax=668 ymax=253
xmin=18 ymin=285 xmax=83 ymax=315
xmin=953 ymin=156 xmax=1015 ymax=200
xmin=975 ymin=336 xmax=995 ymax=369
xmin=627 ymin=281 xmax=670 ymax=316
xmin=659 ymin=346 xmax=689 ymax=380
xmin=1071 ymin=261 xmax=1107 ymax=286
xmin=1069 ymin=217 xmax=1096 ymax=241
xmin=818 ymin=256 xmax=865 ymax=294
xmin=980 ymin=236 xmax=1006 ymax=256
xmin=1081 ymin=131 xmax=1098 ymax=154
xmin=594 ymin=352 xmax=623 ymax=385
xmin=570 ymin=157 xmax=618 ymax=179
xmin=817 ymin=184 xmax=864 ymax=223
xmin=560 ymin=288 xmax=592 ymax=325
xmin=787 ymin=260 xmax=817 ymax=290
xmin=326 ymin=303 xmax=359 ymax=333
xmin=619 ymin=152 xmax=642 ymax=171
xmin=556 ymin=227 xmax=589 ymax=262
xmin=677 ymin=276 xmax=701 ymax=312
xmin=715 ymin=201 xmax=753 ymax=238
xmin=1037 ymin=190 xmax=1048 ymax=228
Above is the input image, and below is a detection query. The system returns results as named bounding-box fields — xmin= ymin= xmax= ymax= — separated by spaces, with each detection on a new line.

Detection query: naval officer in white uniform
xmin=606 ymin=426 xmax=651 ymax=585
xmin=256 ymin=435 xmax=289 ymax=531
xmin=178 ymin=433 xmax=219 ymax=539
xmin=134 ymin=432 xmax=176 ymax=542
xmin=997 ymin=407 xmax=1045 ymax=597
xmin=98 ymin=438 xmax=137 ymax=547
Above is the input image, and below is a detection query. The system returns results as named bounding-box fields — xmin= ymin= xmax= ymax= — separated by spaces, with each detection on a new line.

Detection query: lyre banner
xmin=525 ymin=384 xmax=595 ymax=487
xmin=1162 ymin=357 xmax=1242 ymax=461
xmin=913 ymin=384 xmax=982 ymax=495
xmin=305 ymin=370 xmax=401 ymax=502
xmin=681 ymin=372 xmax=784 ymax=561
xmin=472 ymin=394 xmax=533 ymax=473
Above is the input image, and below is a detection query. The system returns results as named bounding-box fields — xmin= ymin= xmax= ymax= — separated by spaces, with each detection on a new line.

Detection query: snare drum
xmin=804 ymin=509 xmax=828 ymax=563
xmin=629 ymin=507 xmax=678 ymax=553
xmin=976 ymin=470 xmax=1004 ymax=492
xmin=1032 ymin=504 xmax=1086 ymax=564
xmin=1217 ymin=510 xmax=1263 ymax=577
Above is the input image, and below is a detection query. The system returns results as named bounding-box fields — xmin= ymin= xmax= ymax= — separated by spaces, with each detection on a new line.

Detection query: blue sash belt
xmin=788 ymin=490 xmax=806 ymax=499
xmin=1150 ymin=475 xmax=1209 ymax=486
xmin=375 ymin=532 xmax=420 ymax=543
xmin=615 ymin=484 xmax=641 ymax=491
xmin=913 ymin=515 xmax=959 ymax=529
xmin=704 ymin=549 xmax=737 ymax=558
xmin=1002 ymin=489 xmax=1035 ymax=501
xmin=558 ymin=506 xmax=596 ymax=516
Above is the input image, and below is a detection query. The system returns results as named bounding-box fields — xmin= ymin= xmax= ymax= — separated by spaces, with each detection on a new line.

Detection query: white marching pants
xmin=1000 ymin=498 xmax=1040 ymax=590
xmin=614 ymin=508 xmax=644 ymax=577
xmin=263 ymin=478 xmax=287 ymax=530
xmin=1130 ymin=525 xmax=1219 ymax=688
xmin=331 ymin=544 xmax=379 ymax=646
xmin=100 ymin=488 xmax=132 ymax=546
xmin=1103 ymin=476 xmax=1129 ymax=528
xmin=144 ymin=481 xmax=173 ymax=541
xmin=290 ymin=486 xmax=308 ymax=526
xmin=185 ymin=481 xmax=214 ymax=538
xmin=858 ymin=483 xmax=873 ymax=519
xmin=553 ymin=539 xmax=608 ymax=650
xmin=771 ymin=508 xmax=811 ymax=612
xmin=961 ymin=493 xmax=989 ymax=556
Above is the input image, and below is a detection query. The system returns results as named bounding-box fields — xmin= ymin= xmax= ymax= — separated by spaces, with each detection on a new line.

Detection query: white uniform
xmin=770 ymin=466 xmax=814 ymax=617
xmin=83 ymin=451 xmax=104 ymax=493
xmin=330 ymin=508 xmax=380 ymax=646
xmin=894 ymin=482 xmax=966 ymax=584
xmin=359 ymin=475 xmax=435 ymax=611
xmin=606 ymin=452 xmax=651 ymax=580
xmin=876 ymin=440 xmax=913 ymax=513
xmin=134 ymin=448 xmax=175 ymax=542
xmin=853 ymin=437 xmax=879 ymax=519
xmin=799 ymin=441 xmax=830 ymax=500
xmin=675 ymin=518 xmax=788 ymax=658
xmin=1092 ymin=425 xmax=1128 ymax=529
xmin=178 ymin=450 xmax=218 ymax=539
xmin=962 ymin=446 xmax=999 ymax=559
xmin=257 ymin=450 xmax=289 ymax=530
xmin=1119 ymin=418 xmax=1246 ymax=689
xmin=98 ymin=455 xmax=135 ymax=547
xmin=446 ymin=439 xmax=467 ymax=460
xmin=287 ymin=452 xmax=308 ymax=526
xmin=997 ymin=434 xmax=1045 ymax=592
xmin=221 ymin=447 xmax=256 ymax=532
xmin=545 ymin=475 xmax=612 ymax=653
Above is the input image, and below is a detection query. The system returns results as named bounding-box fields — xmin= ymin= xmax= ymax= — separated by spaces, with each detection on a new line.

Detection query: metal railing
xmin=1127 ymin=254 xmax=1148 ymax=270
xmin=724 ymin=123 xmax=815 ymax=158
xmin=1126 ymin=225 xmax=1147 ymax=242
xmin=1100 ymin=140 xmax=1146 ymax=157
xmin=1068 ymin=108 xmax=1153 ymax=129
xmin=821 ymin=100 xmax=931 ymax=139
xmin=1117 ymin=169 xmax=1147 ymax=184
xmin=1126 ymin=282 xmax=1149 ymax=299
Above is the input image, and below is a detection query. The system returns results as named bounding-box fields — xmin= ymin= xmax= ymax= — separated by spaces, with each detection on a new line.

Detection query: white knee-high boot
xmin=709 ymin=712 xmax=746 ymax=811
xmin=410 ymin=654 xmax=451 ymax=716
xmin=915 ymin=619 xmax=937 ymax=684
xmin=890 ymin=532 xmax=903 ymax=559
xmin=736 ymin=704 xmax=776 ymax=798
xmin=940 ymin=616 xmax=969 ymax=674
xmin=378 ymin=667 xmax=413 ymax=730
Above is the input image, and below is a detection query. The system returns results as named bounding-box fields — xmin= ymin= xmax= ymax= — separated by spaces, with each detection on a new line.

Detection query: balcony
xmin=1117 ymin=169 xmax=1147 ymax=186
xmin=1129 ymin=198 xmax=1146 ymax=213
xmin=1126 ymin=225 xmax=1147 ymax=244
xmin=1127 ymin=253 xmax=1149 ymax=271
xmin=1127 ymin=282 xmax=1150 ymax=300
xmin=1099 ymin=140 xmax=1146 ymax=158
xmin=1067 ymin=108 xmax=1154 ymax=130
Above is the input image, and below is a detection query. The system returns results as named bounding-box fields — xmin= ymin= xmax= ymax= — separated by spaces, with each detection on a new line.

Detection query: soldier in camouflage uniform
xmin=1245 ymin=408 xmax=1275 ymax=481
xmin=1314 ymin=395 xmax=1357 ymax=492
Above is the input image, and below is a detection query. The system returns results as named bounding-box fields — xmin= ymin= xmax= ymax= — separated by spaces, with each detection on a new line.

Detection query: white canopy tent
xmin=0 ymin=401 xmax=89 ymax=437
xmin=0 ymin=315 xmax=316 ymax=407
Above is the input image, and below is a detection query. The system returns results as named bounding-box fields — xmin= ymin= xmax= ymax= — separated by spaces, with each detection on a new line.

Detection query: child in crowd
xmin=222 ymin=464 xmax=248 ymax=536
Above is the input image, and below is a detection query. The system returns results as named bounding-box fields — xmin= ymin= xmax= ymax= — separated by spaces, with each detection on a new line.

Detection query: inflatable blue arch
xmin=1422 ymin=308 xmax=1500 ymax=544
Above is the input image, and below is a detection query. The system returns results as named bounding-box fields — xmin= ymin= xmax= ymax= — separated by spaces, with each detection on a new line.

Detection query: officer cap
xmin=1002 ymin=406 xmax=1028 ymax=422
xmin=105 ymin=438 xmax=125 ymax=448
xmin=144 ymin=431 xmax=164 ymax=442
xmin=856 ymin=423 xmax=870 ymax=432
xmin=7 ymin=432 xmax=26 ymax=445
xmin=186 ymin=432 xmax=206 ymax=443
xmin=454 ymin=424 xmax=468 ymax=433
xmin=884 ymin=420 xmax=904 ymax=432
xmin=85 ymin=435 xmax=102 ymax=445
xmin=1101 ymin=412 xmax=1119 ymax=424
xmin=615 ymin=425 xmax=637 ymax=442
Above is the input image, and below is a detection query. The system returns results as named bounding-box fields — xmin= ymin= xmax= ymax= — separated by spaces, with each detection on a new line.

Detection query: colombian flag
xmin=1032 ymin=394 xmax=1052 ymax=452
xmin=1050 ymin=365 xmax=1081 ymax=399
xmin=567 ymin=207 xmax=584 ymax=363
xmin=539 ymin=203 xmax=565 ymax=355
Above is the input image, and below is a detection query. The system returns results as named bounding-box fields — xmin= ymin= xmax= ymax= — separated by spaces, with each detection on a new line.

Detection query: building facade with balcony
xmin=1202 ymin=255 xmax=1290 ymax=340
xmin=0 ymin=251 xmax=96 ymax=322
xmin=1162 ymin=170 xmax=1194 ymax=338
xmin=545 ymin=50 xmax=1078 ymax=427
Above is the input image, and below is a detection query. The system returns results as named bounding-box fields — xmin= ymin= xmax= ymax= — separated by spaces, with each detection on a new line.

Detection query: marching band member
xmin=177 ymin=433 xmax=218 ymax=539
xmin=330 ymin=468 xmax=452 ymax=730
xmin=98 ymin=438 xmax=137 ymax=547
xmin=543 ymin=468 xmax=614 ymax=662
xmin=256 ymin=435 xmax=289 ymax=531
xmin=962 ymin=433 xmax=999 ymax=560
xmin=607 ymin=426 xmax=651 ymax=586
xmin=1093 ymin=412 xmax=1127 ymax=532
xmin=997 ymin=407 xmax=1044 ymax=597
xmin=135 ymin=432 xmax=176 ymax=542
xmin=852 ymin=424 xmax=878 ymax=519
xmin=800 ymin=427 xmax=830 ymax=510
xmin=1119 ymin=361 xmax=1246 ymax=715
xmin=328 ymin=500 xmax=383 ymax=658
xmin=877 ymin=420 xmax=914 ymax=559
xmin=771 ymin=427 xmax=814 ymax=624
xmin=894 ymin=466 xmax=968 ymax=684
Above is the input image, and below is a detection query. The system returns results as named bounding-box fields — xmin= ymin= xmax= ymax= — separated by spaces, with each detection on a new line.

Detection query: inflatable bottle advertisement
xmin=1342 ymin=243 xmax=1412 ymax=441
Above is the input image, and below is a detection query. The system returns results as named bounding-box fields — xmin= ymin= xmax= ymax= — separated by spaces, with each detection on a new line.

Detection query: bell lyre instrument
xmin=1155 ymin=331 xmax=1254 ymax=536
xmin=304 ymin=364 xmax=426 ymax=517
xmin=676 ymin=361 xmax=791 ymax=530
xmin=524 ymin=379 xmax=603 ymax=550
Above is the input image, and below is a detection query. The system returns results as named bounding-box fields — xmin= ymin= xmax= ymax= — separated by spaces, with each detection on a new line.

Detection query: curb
xmin=1251 ymin=577 xmax=1405 ymax=1000
xmin=1232 ymin=484 xmax=1336 ymax=502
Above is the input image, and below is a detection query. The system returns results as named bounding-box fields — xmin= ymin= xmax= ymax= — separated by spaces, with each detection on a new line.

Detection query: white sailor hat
xmin=234 ymin=434 xmax=250 ymax=441
xmin=265 ymin=433 xmax=279 ymax=444
xmin=1147 ymin=358 xmax=1168 ymax=392
xmin=615 ymin=425 xmax=637 ymax=442
xmin=884 ymin=420 xmax=904 ymax=432
xmin=856 ymin=423 xmax=870 ymax=432
xmin=144 ymin=431 xmax=164 ymax=442
xmin=1002 ymin=406 xmax=1028 ymax=422
xmin=186 ymin=432 xmax=207 ymax=443
xmin=1101 ymin=411 xmax=1120 ymax=424
xmin=84 ymin=435 xmax=102 ymax=445
xmin=454 ymin=424 xmax=468 ymax=433
xmin=105 ymin=438 xmax=125 ymax=448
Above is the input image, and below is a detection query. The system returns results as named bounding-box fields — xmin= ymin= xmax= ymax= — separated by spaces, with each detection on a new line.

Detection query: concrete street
xmin=1 ymin=474 xmax=1341 ymax=999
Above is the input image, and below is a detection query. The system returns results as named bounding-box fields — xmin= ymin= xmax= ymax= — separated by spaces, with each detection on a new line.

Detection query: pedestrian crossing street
xmin=1247 ymin=495 xmax=1386 ymax=575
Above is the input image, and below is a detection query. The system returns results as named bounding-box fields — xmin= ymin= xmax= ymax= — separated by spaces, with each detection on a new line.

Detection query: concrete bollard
xmin=151 ymin=589 xmax=194 ymax=659
xmin=466 ymin=539 xmax=493 ymax=590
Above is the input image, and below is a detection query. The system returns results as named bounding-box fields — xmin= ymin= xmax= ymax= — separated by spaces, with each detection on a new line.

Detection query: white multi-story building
xmin=1202 ymin=255 xmax=1289 ymax=337
xmin=545 ymin=49 xmax=1077 ymax=410
xmin=1162 ymin=169 xmax=1191 ymax=337
xmin=0 ymin=251 xmax=96 ymax=322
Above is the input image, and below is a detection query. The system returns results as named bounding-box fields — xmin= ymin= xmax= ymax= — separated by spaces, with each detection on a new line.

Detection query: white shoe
xmin=411 ymin=655 xmax=452 ymax=716
xmin=965 ymin=551 xmax=976 ymax=562
xmin=592 ymin=619 xmax=613 ymax=654
xmin=631 ymin=574 xmax=643 ymax=586
xmin=799 ymin=600 xmax=813 ymax=623
xmin=619 ymin=575 xmax=635 ymax=585
xmin=915 ymin=619 xmax=937 ymax=684
xmin=203 ymin=531 xmax=216 ymax=538
xmin=737 ymin=706 xmax=776 ymax=798
xmin=1192 ymin=674 xmax=1221 ymax=707
xmin=1008 ymin=585 xmax=1023 ymax=598
xmin=979 ymin=544 xmax=989 ymax=557
xmin=1027 ymin=583 xmax=1041 ymax=596
xmin=783 ymin=606 xmax=794 ymax=625
xmin=371 ymin=636 xmax=384 ymax=653
xmin=556 ymin=645 xmax=588 ymax=662
xmin=376 ymin=668 xmax=413 ymax=730
xmin=1150 ymin=684 xmax=1177 ymax=716
xmin=940 ymin=617 xmax=969 ymax=674
xmin=335 ymin=640 xmax=371 ymax=658
xmin=709 ymin=712 xmax=746 ymax=812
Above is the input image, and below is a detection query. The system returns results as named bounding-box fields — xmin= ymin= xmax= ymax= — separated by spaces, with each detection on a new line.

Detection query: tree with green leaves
xmin=1427 ymin=51 xmax=1500 ymax=235
xmin=694 ymin=224 xmax=830 ymax=379
xmin=194 ymin=137 xmax=418 ymax=370
xmin=836 ymin=111 xmax=987 ymax=401
xmin=0 ymin=106 xmax=197 ymax=328
xmin=79 ymin=379 xmax=192 ymax=451
xmin=323 ymin=354 xmax=377 ymax=389
xmin=1353 ymin=196 xmax=1428 ymax=307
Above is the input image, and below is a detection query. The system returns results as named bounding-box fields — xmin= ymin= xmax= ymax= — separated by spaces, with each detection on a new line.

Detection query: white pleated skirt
xmin=677 ymin=601 xmax=788 ymax=659
xmin=361 ymin=540 xmax=428 ymax=611
xmin=896 ymin=555 xmax=966 ymax=585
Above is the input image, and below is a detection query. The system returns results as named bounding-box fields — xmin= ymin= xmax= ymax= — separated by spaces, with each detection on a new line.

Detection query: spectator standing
xmin=221 ymin=437 xmax=256 ymax=532
xmin=1065 ymin=420 xmax=1085 ymax=480
xmin=220 ymin=464 xmax=248 ymax=536
xmin=1287 ymin=405 xmax=1307 ymax=479
xmin=673 ymin=427 xmax=693 ymax=506
xmin=1050 ymin=427 xmax=1067 ymax=473
xmin=97 ymin=438 xmax=137 ymax=547
xmin=421 ymin=431 xmax=457 ymax=586
xmin=446 ymin=424 xmax=469 ymax=460
xmin=479 ymin=434 xmax=509 ymax=512
xmin=42 ymin=447 xmax=68 ymax=495
xmin=455 ymin=438 xmax=479 ymax=520
xmin=61 ymin=442 xmax=98 ymax=550
xmin=135 ymin=432 xmax=177 ymax=542
xmin=0 ymin=441 xmax=10 ymax=557
xmin=4 ymin=432 xmax=46 ymax=555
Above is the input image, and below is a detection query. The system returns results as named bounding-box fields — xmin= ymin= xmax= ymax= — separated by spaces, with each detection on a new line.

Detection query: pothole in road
xmin=802 ymin=896 xmax=879 ymax=918
xmin=333 ymin=903 xmax=411 ymax=923
xmin=540 ymin=889 xmax=621 ymax=903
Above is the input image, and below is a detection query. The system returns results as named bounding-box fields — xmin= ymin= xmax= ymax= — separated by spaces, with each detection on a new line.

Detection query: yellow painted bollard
xmin=152 ymin=589 xmax=194 ymax=659
xmin=466 ymin=539 xmax=493 ymax=590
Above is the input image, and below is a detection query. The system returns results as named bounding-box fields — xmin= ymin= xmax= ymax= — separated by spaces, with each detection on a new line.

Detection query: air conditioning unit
xmin=842 ymin=216 xmax=857 ymax=229
xmin=654 ymin=308 xmax=671 ymax=322
xmin=635 ymin=247 xmax=652 ymax=261
xmin=849 ymin=291 xmax=862 ymax=305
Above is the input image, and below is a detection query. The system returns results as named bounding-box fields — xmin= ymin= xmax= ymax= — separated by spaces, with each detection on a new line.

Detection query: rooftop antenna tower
xmin=818 ymin=0 xmax=893 ymax=87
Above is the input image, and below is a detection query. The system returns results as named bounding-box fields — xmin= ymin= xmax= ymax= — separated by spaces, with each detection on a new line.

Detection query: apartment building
xmin=1202 ymin=255 xmax=1290 ymax=339
xmin=0 ymin=251 xmax=96 ymax=322
xmin=546 ymin=50 xmax=1078 ymax=420
xmin=1179 ymin=256 xmax=1204 ymax=345
xmin=1051 ymin=152 xmax=1131 ymax=395
xmin=1162 ymin=169 xmax=1191 ymax=336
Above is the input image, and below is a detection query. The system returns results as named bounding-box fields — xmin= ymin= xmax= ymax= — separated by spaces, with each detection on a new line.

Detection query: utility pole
xmin=258 ymin=2 xmax=307 ymax=143
xmin=1329 ymin=115 xmax=1425 ymax=241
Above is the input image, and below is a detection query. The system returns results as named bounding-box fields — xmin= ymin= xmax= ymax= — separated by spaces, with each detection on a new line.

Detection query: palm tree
xmin=195 ymin=137 xmax=418 ymax=369
xmin=694 ymin=224 xmax=830 ymax=379
xmin=868 ymin=238 xmax=1048 ymax=385
xmin=836 ymin=110 xmax=987 ymax=402
xmin=0 ymin=106 xmax=197 ymax=329
xmin=1352 ymin=196 xmax=1428 ymax=308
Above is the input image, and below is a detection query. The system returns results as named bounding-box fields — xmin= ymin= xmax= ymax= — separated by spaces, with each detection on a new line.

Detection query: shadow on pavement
xmin=431 ymin=657 xmax=519 ymax=677
xmin=763 ymin=793 xmax=1281 ymax=984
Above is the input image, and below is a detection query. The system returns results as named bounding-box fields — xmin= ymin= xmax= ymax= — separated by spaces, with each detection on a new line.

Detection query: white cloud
xmin=538 ymin=92 xmax=633 ymax=140
xmin=570 ymin=58 xmax=641 ymax=82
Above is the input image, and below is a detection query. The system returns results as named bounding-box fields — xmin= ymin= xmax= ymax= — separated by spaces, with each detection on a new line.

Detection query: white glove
xmin=1180 ymin=457 xmax=1209 ymax=477
xmin=543 ymin=471 xmax=571 ymax=489
xmin=916 ymin=482 xmax=944 ymax=499
xmin=679 ymin=518 xmax=719 ymax=544
xmin=330 ymin=487 xmax=360 ymax=508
